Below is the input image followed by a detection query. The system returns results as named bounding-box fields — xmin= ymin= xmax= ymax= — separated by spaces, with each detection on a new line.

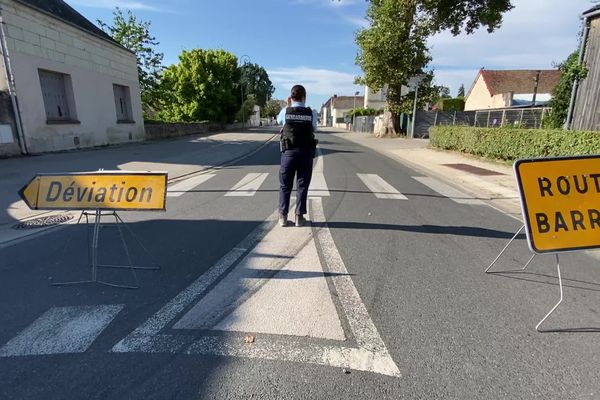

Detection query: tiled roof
xmin=322 ymin=95 xmax=364 ymax=110
xmin=15 ymin=0 xmax=121 ymax=47
xmin=479 ymin=69 xmax=561 ymax=96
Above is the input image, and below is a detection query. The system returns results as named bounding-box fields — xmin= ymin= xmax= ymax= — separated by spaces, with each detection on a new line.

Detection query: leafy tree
xmin=236 ymin=94 xmax=257 ymax=122
xmin=457 ymin=83 xmax=466 ymax=97
xmin=239 ymin=63 xmax=275 ymax=107
xmin=546 ymin=51 xmax=588 ymax=128
xmin=157 ymin=49 xmax=240 ymax=123
xmin=355 ymin=0 xmax=513 ymax=134
xmin=439 ymin=86 xmax=451 ymax=99
xmin=263 ymin=99 xmax=287 ymax=119
xmin=98 ymin=8 xmax=163 ymax=117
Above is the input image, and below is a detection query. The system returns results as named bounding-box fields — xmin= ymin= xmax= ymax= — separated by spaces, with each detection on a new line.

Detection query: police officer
xmin=277 ymin=84 xmax=318 ymax=227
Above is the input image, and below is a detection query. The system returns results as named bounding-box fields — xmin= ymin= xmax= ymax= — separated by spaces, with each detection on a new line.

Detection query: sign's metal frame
xmin=485 ymin=154 xmax=600 ymax=332
xmin=19 ymin=170 xmax=166 ymax=289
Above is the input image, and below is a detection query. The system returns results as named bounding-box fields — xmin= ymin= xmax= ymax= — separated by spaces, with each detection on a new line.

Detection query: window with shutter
xmin=38 ymin=70 xmax=76 ymax=122
xmin=113 ymin=84 xmax=133 ymax=123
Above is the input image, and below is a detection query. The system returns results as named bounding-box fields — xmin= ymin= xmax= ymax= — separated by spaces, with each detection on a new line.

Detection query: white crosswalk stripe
xmin=412 ymin=176 xmax=485 ymax=205
xmin=0 ymin=305 xmax=124 ymax=357
xmin=167 ymin=174 xmax=216 ymax=197
xmin=225 ymin=173 xmax=270 ymax=197
xmin=356 ymin=174 xmax=408 ymax=200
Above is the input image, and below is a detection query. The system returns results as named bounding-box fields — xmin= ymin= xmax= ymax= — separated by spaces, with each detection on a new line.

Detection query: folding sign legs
xmin=485 ymin=225 xmax=536 ymax=273
xmin=535 ymin=254 xmax=563 ymax=332
xmin=52 ymin=210 xmax=159 ymax=289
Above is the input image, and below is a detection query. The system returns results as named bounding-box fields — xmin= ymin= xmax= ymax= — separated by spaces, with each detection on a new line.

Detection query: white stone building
xmin=0 ymin=0 xmax=144 ymax=156
xmin=321 ymin=94 xmax=364 ymax=129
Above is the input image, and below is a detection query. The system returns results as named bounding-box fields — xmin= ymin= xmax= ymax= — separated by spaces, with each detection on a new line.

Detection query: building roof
xmin=14 ymin=0 xmax=123 ymax=48
xmin=583 ymin=4 xmax=600 ymax=17
xmin=469 ymin=69 xmax=561 ymax=98
xmin=322 ymin=95 xmax=365 ymax=110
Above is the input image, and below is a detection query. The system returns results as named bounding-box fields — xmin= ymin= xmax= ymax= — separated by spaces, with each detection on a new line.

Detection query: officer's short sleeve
xmin=277 ymin=108 xmax=286 ymax=125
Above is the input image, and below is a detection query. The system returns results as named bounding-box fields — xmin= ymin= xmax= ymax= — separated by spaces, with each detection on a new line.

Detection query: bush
xmin=348 ymin=108 xmax=383 ymax=117
xmin=430 ymin=126 xmax=600 ymax=162
xmin=437 ymin=98 xmax=465 ymax=112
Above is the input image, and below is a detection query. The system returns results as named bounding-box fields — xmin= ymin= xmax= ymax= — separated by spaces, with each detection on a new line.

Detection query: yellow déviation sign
xmin=515 ymin=155 xmax=600 ymax=253
xmin=19 ymin=171 xmax=168 ymax=211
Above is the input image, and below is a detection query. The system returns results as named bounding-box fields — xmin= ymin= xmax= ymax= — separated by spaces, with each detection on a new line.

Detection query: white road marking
xmin=309 ymin=147 xmax=330 ymax=197
xmin=112 ymin=199 xmax=400 ymax=377
xmin=112 ymin=211 xmax=279 ymax=353
xmin=0 ymin=305 xmax=124 ymax=357
xmin=174 ymin=225 xmax=345 ymax=340
xmin=412 ymin=176 xmax=485 ymax=205
xmin=357 ymin=174 xmax=408 ymax=200
xmin=167 ymin=174 xmax=215 ymax=198
xmin=312 ymin=197 xmax=400 ymax=376
xmin=225 ymin=173 xmax=269 ymax=197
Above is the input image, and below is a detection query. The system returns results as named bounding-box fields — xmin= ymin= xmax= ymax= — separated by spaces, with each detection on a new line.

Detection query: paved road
xmin=1 ymin=129 xmax=599 ymax=399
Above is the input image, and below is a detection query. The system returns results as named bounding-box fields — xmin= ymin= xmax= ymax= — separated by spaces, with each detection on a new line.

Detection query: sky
xmin=67 ymin=0 xmax=593 ymax=109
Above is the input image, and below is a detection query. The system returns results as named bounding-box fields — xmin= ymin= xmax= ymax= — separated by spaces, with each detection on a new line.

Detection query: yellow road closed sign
xmin=515 ymin=155 xmax=600 ymax=253
xmin=19 ymin=171 xmax=168 ymax=211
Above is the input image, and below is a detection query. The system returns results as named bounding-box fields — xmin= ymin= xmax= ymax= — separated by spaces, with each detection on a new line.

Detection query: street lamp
xmin=239 ymin=54 xmax=250 ymax=127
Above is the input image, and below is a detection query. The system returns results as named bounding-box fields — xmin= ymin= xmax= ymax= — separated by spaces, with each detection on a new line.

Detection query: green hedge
xmin=430 ymin=126 xmax=600 ymax=162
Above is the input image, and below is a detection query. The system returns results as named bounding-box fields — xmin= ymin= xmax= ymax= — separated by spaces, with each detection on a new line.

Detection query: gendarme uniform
xmin=277 ymin=102 xmax=318 ymax=224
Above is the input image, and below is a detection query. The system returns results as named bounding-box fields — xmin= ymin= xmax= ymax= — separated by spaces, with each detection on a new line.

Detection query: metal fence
xmin=473 ymin=107 xmax=551 ymax=129
xmin=351 ymin=116 xmax=376 ymax=133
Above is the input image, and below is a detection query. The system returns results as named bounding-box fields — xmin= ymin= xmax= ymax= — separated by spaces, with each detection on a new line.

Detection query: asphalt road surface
xmin=1 ymin=129 xmax=599 ymax=399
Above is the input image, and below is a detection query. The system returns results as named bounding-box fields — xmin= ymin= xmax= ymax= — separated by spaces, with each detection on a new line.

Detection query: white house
xmin=363 ymin=85 xmax=386 ymax=110
xmin=321 ymin=94 xmax=364 ymax=128
xmin=0 ymin=0 xmax=144 ymax=156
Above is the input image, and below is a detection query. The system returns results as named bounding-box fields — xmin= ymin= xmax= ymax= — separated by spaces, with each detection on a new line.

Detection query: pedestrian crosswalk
xmin=164 ymin=169 xmax=487 ymax=207
xmin=225 ymin=173 xmax=269 ymax=197
xmin=356 ymin=173 xmax=408 ymax=200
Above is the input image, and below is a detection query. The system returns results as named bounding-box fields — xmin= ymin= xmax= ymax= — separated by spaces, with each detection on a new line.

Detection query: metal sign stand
xmin=484 ymin=225 xmax=536 ymax=273
xmin=536 ymin=254 xmax=563 ymax=332
xmin=485 ymin=226 xmax=566 ymax=332
xmin=52 ymin=209 xmax=159 ymax=289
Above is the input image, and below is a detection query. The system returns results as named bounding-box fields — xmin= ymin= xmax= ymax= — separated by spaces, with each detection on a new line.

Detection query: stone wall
xmin=145 ymin=122 xmax=246 ymax=141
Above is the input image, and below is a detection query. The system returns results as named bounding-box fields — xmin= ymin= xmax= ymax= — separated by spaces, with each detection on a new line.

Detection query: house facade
xmin=0 ymin=0 xmax=144 ymax=156
xmin=363 ymin=85 xmax=386 ymax=110
xmin=464 ymin=69 xmax=561 ymax=111
xmin=321 ymin=95 xmax=364 ymax=128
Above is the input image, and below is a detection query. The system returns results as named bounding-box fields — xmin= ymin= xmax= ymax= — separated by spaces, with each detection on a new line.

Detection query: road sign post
xmin=19 ymin=171 xmax=167 ymax=289
xmin=487 ymin=155 xmax=600 ymax=331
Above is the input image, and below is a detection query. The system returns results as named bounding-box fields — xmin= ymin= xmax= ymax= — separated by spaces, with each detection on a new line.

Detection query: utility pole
xmin=532 ymin=70 xmax=540 ymax=107
xmin=352 ymin=91 xmax=359 ymax=131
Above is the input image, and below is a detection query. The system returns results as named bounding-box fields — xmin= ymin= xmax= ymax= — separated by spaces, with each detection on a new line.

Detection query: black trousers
xmin=279 ymin=147 xmax=314 ymax=216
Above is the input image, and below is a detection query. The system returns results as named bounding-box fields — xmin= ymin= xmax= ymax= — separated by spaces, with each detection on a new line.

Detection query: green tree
xmin=239 ymin=63 xmax=275 ymax=107
xmin=263 ymin=99 xmax=286 ymax=119
xmin=355 ymin=0 xmax=513 ymax=133
xmin=438 ymin=85 xmax=451 ymax=99
xmin=457 ymin=83 xmax=466 ymax=97
xmin=546 ymin=51 xmax=588 ymax=129
xmin=157 ymin=49 xmax=240 ymax=123
xmin=236 ymin=94 xmax=257 ymax=122
xmin=98 ymin=8 xmax=163 ymax=117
